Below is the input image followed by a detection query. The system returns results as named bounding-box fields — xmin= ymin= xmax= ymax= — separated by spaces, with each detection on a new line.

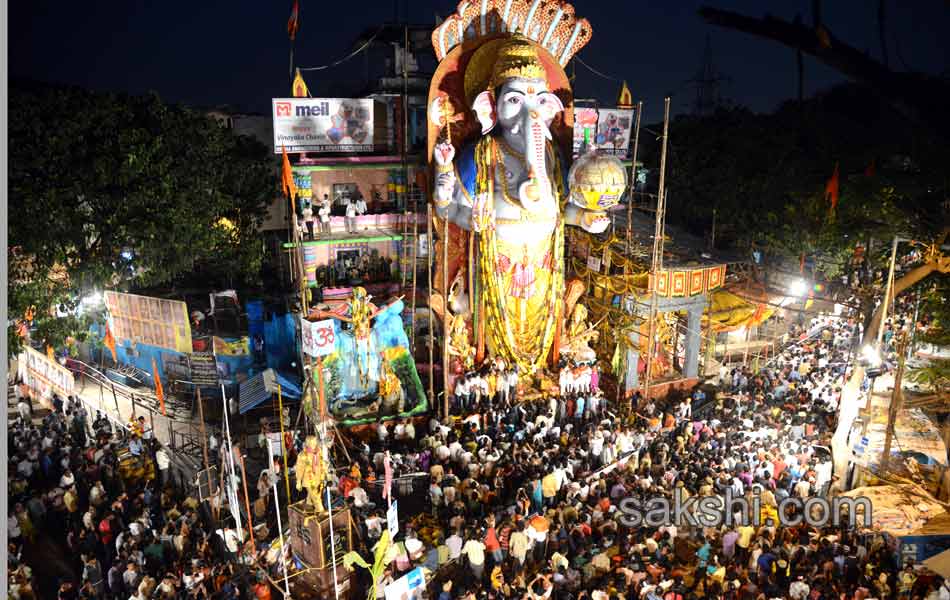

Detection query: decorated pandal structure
xmin=273 ymin=1 xmax=779 ymax=596
xmin=422 ymin=0 xmax=771 ymax=406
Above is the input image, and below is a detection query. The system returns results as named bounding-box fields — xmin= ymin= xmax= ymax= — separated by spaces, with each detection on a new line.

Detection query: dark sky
xmin=10 ymin=1 xmax=950 ymax=122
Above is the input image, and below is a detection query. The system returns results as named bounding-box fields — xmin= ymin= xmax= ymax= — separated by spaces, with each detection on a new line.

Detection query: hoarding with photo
xmin=104 ymin=291 xmax=192 ymax=353
xmin=272 ymin=98 xmax=382 ymax=154
xmin=571 ymin=106 xmax=635 ymax=158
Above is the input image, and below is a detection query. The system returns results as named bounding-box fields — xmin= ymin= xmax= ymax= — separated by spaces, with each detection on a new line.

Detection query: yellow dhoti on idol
xmin=473 ymin=137 xmax=566 ymax=374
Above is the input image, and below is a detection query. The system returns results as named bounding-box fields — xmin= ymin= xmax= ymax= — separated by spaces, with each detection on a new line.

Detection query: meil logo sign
xmin=295 ymin=102 xmax=330 ymax=117
xmin=275 ymin=102 xmax=292 ymax=117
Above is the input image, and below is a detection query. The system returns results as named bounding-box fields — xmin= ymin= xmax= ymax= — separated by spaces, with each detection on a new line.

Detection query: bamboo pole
xmin=641 ymin=98 xmax=671 ymax=401
xmin=442 ymin=216 xmax=450 ymax=419
xmin=277 ymin=385 xmax=292 ymax=504
xmin=427 ymin=205 xmax=435 ymax=406
xmin=196 ymin=389 xmax=215 ymax=516
xmin=626 ymin=101 xmax=643 ymax=255
xmin=221 ymin=384 xmax=242 ymax=541
xmin=272 ymin=482 xmax=291 ymax=597
xmin=410 ymin=199 xmax=419 ymax=351
xmin=237 ymin=450 xmax=256 ymax=550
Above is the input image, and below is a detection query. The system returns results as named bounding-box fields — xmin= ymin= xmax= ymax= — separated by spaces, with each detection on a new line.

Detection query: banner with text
xmin=272 ymin=98 xmax=377 ymax=154
xmin=19 ymin=345 xmax=75 ymax=401
xmin=189 ymin=352 xmax=219 ymax=387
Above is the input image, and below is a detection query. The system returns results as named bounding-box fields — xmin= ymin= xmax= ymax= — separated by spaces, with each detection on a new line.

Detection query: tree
xmin=9 ymin=82 xmax=275 ymax=350
xmin=657 ymin=85 xmax=947 ymax=274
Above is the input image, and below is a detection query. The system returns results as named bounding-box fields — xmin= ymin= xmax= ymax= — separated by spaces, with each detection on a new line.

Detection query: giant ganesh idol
xmin=428 ymin=0 xmax=621 ymax=380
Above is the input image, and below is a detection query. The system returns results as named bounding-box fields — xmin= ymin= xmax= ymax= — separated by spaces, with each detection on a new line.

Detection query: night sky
xmin=10 ymin=1 xmax=950 ymax=122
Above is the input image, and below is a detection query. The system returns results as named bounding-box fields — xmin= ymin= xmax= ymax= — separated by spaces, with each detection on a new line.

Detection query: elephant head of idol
xmin=472 ymin=36 xmax=564 ymax=215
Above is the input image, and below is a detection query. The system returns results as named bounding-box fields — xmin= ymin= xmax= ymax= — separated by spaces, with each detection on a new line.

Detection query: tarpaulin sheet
xmin=704 ymin=290 xmax=776 ymax=333
xmin=239 ymin=368 xmax=301 ymax=414
xmin=264 ymin=313 xmax=297 ymax=371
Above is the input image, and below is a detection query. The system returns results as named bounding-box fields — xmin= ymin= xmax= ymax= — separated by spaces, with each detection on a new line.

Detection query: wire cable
xmin=298 ymin=25 xmax=386 ymax=72
xmin=575 ymin=56 xmax=625 ymax=83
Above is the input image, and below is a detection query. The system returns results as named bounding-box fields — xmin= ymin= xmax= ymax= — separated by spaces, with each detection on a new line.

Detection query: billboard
xmin=19 ymin=345 xmax=75 ymax=401
xmin=272 ymin=98 xmax=379 ymax=154
xmin=572 ymin=106 xmax=635 ymax=158
xmin=104 ymin=291 xmax=192 ymax=353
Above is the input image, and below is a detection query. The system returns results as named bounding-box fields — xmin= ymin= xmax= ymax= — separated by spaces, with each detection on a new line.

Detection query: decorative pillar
xmin=684 ymin=305 xmax=703 ymax=378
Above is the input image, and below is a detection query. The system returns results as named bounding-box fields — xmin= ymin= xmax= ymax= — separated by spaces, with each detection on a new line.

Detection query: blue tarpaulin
xmin=238 ymin=368 xmax=302 ymax=414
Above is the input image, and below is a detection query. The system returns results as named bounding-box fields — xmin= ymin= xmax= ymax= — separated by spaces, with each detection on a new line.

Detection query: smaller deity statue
xmin=294 ymin=435 xmax=328 ymax=513
xmin=560 ymin=303 xmax=599 ymax=364
xmin=446 ymin=314 xmax=475 ymax=371
xmin=377 ymin=357 xmax=404 ymax=415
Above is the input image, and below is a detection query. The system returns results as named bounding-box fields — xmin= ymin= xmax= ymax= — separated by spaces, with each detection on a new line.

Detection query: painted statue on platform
xmin=294 ymin=435 xmax=328 ymax=513
xmin=428 ymin=1 xmax=618 ymax=378
xmin=307 ymin=289 xmax=427 ymax=425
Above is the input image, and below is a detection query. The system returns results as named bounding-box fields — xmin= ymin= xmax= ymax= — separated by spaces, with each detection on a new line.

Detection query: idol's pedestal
xmin=288 ymin=502 xmax=354 ymax=598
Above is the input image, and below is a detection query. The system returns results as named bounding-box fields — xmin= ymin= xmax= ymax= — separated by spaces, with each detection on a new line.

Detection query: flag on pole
xmin=292 ymin=68 xmax=309 ymax=98
xmin=382 ymin=451 xmax=393 ymax=501
xmin=103 ymin=323 xmax=117 ymax=363
xmin=281 ymin=145 xmax=298 ymax=212
xmin=824 ymin=162 xmax=839 ymax=213
xmin=287 ymin=0 xmax=300 ymax=41
xmin=152 ymin=357 xmax=167 ymax=416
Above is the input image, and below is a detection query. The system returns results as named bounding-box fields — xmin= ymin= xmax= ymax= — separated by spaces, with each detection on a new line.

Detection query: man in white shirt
xmin=794 ymin=478 xmax=811 ymax=499
xmin=318 ymin=195 xmax=332 ymax=235
xmin=17 ymin=398 xmax=32 ymax=423
xmin=789 ymin=575 xmax=810 ymax=600
xmin=445 ymin=531 xmax=464 ymax=559
xmin=17 ymin=456 xmax=33 ymax=478
xmin=462 ymin=537 xmax=486 ymax=580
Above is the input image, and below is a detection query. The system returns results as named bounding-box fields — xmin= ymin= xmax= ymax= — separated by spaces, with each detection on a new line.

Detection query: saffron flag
xmin=287 ymin=0 xmax=300 ymax=41
xmin=824 ymin=162 xmax=840 ymax=212
xmin=292 ymin=68 xmax=309 ymax=98
xmin=103 ymin=323 xmax=117 ymax=363
xmin=151 ymin=357 xmax=166 ymax=416
xmin=281 ymin=145 xmax=297 ymax=212
xmin=46 ymin=345 xmax=55 ymax=362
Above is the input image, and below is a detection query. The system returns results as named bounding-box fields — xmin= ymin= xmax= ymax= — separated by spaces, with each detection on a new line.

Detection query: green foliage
xmin=655 ymin=84 xmax=948 ymax=280
xmin=9 ymin=82 xmax=276 ymax=350
xmin=917 ymin=278 xmax=950 ymax=347
xmin=907 ymin=359 xmax=950 ymax=392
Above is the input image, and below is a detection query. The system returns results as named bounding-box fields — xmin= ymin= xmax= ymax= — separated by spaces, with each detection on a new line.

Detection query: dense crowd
xmin=329 ymin=311 xmax=950 ymax=600
xmin=6 ymin=391 xmax=281 ymax=599
xmin=8 ymin=246 xmax=946 ymax=599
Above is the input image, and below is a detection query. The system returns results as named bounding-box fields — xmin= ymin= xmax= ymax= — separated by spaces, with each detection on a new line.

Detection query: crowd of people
xmin=8 ymin=251 xmax=947 ymax=600
xmin=6 ymin=391 xmax=282 ymax=600
xmin=328 ymin=310 xmax=950 ymax=600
